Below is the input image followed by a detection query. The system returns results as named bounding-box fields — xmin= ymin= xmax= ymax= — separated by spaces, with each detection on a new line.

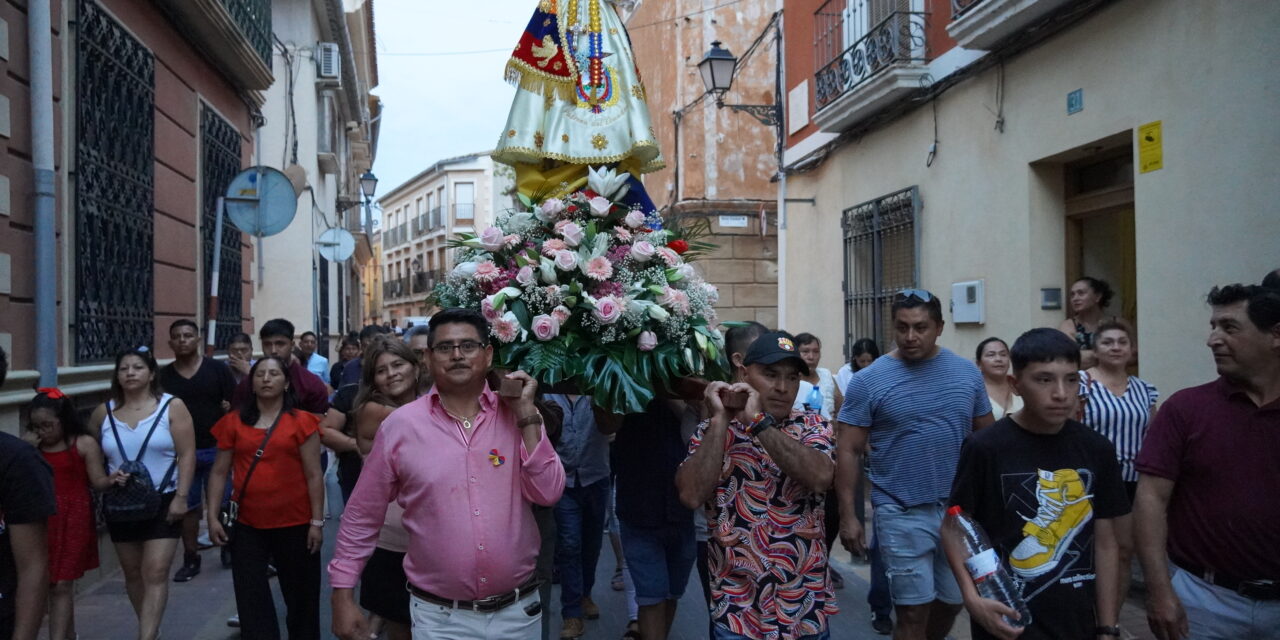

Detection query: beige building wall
xmin=783 ymin=0 xmax=1280 ymax=396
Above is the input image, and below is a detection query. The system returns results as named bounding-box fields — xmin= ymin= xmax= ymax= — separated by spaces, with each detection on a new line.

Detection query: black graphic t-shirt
xmin=0 ymin=432 xmax=56 ymax=634
xmin=949 ymin=418 xmax=1129 ymax=640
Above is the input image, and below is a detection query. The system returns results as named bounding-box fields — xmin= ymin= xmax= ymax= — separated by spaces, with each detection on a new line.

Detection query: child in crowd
xmin=945 ymin=328 xmax=1130 ymax=640
xmin=27 ymin=388 xmax=108 ymax=640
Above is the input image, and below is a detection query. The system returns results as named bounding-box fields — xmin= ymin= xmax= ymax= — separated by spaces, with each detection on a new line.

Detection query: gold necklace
xmin=443 ymin=406 xmax=477 ymax=430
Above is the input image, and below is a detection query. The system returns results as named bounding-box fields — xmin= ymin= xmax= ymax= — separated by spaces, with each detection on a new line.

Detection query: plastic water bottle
xmin=804 ymin=384 xmax=823 ymax=413
xmin=942 ymin=506 xmax=1032 ymax=629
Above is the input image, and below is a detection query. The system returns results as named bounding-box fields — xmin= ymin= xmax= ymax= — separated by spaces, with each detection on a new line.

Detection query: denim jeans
xmin=553 ymin=478 xmax=610 ymax=619
xmin=868 ymin=531 xmax=893 ymax=617
xmin=1172 ymin=566 xmax=1280 ymax=639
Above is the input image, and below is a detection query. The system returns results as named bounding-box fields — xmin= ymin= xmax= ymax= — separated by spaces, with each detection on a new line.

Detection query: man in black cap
xmin=676 ymin=331 xmax=837 ymax=639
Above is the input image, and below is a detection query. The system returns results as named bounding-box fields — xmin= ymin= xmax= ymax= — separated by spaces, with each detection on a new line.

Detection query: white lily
xmin=452 ymin=261 xmax=478 ymax=277
xmin=588 ymin=166 xmax=631 ymax=200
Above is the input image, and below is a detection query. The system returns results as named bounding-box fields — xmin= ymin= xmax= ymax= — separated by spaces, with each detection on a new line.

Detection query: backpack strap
xmin=134 ymin=397 xmax=176 ymax=463
xmin=105 ymin=403 xmax=131 ymax=464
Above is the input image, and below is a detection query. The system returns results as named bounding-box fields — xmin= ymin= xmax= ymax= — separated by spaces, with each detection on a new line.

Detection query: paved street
xmin=67 ymin=518 xmax=1158 ymax=640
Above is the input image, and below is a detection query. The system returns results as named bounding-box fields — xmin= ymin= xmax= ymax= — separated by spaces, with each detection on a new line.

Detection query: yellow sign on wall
xmin=1139 ymin=121 xmax=1163 ymax=173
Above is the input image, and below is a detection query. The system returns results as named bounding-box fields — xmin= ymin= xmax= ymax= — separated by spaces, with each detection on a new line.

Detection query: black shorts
xmin=1124 ymin=480 xmax=1139 ymax=507
xmin=106 ymin=493 xmax=182 ymax=543
xmin=359 ymin=547 xmax=409 ymax=625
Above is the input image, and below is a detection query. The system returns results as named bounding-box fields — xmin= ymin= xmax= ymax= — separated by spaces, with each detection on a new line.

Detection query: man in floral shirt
xmin=676 ymin=331 xmax=838 ymax=640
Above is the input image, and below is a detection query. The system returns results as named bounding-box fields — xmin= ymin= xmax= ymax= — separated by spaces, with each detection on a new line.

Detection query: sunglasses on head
xmin=896 ymin=288 xmax=934 ymax=302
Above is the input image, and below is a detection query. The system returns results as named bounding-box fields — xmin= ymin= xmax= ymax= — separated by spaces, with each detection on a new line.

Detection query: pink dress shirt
xmin=328 ymin=385 xmax=565 ymax=599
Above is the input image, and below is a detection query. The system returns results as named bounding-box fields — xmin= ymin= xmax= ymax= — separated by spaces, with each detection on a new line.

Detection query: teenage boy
xmin=945 ymin=328 xmax=1129 ymax=640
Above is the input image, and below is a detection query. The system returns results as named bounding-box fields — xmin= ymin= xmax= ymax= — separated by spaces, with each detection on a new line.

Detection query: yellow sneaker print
xmin=1010 ymin=468 xmax=1093 ymax=578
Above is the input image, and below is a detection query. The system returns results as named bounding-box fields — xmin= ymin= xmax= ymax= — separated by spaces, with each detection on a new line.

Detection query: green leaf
xmin=510 ymin=300 xmax=532 ymax=328
xmin=517 ymin=192 xmax=534 ymax=209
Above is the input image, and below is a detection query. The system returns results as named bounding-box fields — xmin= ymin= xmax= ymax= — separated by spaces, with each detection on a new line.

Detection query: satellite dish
xmin=316 ymin=227 xmax=356 ymax=262
xmin=224 ymin=166 xmax=298 ymax=237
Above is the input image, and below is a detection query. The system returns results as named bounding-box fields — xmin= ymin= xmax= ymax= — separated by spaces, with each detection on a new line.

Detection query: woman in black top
xmin=1057 ymin=276 xmax=1116 ymax=369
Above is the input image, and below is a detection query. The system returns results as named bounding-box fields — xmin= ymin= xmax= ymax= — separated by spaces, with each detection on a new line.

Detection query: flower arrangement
xmin=431 ymin=167 xmax=728 ymax=413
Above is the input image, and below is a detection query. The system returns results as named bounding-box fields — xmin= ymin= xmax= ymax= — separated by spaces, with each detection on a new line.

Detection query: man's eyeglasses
xmin=896 ymin=288 xmax=934 ymax=302
xmin=431 ymin=341 xmax=487 ymax=356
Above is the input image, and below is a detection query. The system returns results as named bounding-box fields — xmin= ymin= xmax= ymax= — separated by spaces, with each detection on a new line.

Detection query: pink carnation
xmin=582 ymin=256 xmax=614 ymax=281
xmin=503 ymin=234 xmax=523 ymax=249
xmin=613 ymin=226 xmax=633 ymax=242
xmin=551 ymin=305 xmax=572 ymax=324
xmin=659 ymin=286 xmax=691 ymax=315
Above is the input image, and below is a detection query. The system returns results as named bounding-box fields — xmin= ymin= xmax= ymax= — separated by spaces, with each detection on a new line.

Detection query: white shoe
xmin=227 ymin=615 xmax=240 ymax=628
xmin=197 ymin=532 xmax=212 ymax=547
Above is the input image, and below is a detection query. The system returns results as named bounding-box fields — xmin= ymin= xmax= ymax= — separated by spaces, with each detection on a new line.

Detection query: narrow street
xmin=68 ymin=522 xmax=1157 ymax=639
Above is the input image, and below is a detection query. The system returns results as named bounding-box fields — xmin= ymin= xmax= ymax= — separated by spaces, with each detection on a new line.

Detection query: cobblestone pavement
xmin=67 ymin=523 xmax=1156 ymax=639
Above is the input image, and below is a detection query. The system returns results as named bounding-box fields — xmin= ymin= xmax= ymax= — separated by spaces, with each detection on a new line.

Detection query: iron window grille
xmin=842 ymin=186 xmax=920 ymax=357
xmin=74 ymin=0 xmax=156 ymax=363
xmin=201 ymin=106 xmax=244 ymax=352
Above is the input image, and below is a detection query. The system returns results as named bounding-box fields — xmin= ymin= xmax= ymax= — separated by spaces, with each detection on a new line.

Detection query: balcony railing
xmin=453 ymin=203 xmax=475 ymax=221
xmin=219 ymin=0 xmax=272 ymax=67
xmin=952 ymin=0 xmax=983 ymax=19
xmin=384 ymin=276 xmax=411 ymax=300
xmin=430 ymin=207 xmax=443 ymax=230
xmin=814 ymin=11 xmax=929 ymax=112
xmin=412 ymin=271 xmax=439 ymax=294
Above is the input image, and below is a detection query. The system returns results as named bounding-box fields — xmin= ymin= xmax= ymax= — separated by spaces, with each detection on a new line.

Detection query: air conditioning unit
xmin=317 ymin=42 xmax=341 ymax=82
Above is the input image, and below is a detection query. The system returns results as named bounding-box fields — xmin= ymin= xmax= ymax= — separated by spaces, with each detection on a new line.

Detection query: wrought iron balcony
xmin=814 ymin=11 xmax=929 ymax=112
xmin=218 ymin=0 xmax=272 ymax=68
xmin=154 ymin=0 xmax=273 ymax=90
xmin=412 ymin=271 xmax=433 ymax=294
xmin=952 ymin=0 xmax=983 ymax=19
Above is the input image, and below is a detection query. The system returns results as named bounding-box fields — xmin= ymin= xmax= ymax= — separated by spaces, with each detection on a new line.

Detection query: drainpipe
xmin=30 ymin=0 xmax=57 ymax=385
xmin=774 ymin=12 xmax=788 ymax=330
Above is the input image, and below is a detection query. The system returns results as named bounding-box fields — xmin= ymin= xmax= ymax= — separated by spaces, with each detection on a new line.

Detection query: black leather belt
xmin=1176 ymin=561 xmax=1280 ymax=601
xmin=407 ymin=574 xmax=541 ymax=613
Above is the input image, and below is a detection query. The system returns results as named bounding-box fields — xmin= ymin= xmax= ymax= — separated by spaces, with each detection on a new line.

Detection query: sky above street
xmin=369 ymin=0 xmax=532 ymax=197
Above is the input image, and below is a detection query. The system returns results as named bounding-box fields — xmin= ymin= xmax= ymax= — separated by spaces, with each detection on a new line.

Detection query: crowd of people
xmin=0 ymin=270 xmax=1276 ymax=640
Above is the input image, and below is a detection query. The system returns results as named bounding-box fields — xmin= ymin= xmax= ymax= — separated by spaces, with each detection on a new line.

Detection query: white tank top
xmin=102 ymin=393 xmax=178 ymax=492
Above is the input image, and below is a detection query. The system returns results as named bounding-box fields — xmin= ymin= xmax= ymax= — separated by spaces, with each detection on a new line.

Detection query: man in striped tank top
xmin=835 ymin=290 xmax=994 ymax=640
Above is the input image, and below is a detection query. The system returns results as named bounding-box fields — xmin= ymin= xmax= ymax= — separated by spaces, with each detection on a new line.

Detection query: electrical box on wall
xmin=951 ymin=279 xmax=985 ymax=324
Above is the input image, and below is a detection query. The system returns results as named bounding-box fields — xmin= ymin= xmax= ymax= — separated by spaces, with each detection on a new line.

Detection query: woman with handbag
xmin=206 ymin=356 xmax=324 ymax=640
xmin=89 ymin=347 xmax=196 ymax=640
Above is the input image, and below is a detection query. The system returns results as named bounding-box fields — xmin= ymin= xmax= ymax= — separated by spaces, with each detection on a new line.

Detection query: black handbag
xmin=103 ymin=398 xmax=177 ymax=523
xmin=219 ymin=411 xmax=284 ymax=540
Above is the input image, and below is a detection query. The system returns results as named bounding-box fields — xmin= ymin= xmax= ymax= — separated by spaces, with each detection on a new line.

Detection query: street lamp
xmin=360 ymin=169 xmax=378 ymax=233
xmin=698 ymin=41 xmax=738 ymax=104
xmin=696 ymin=39 xmax=781 ymax=128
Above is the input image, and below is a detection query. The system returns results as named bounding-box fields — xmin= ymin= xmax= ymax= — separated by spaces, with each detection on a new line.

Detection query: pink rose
xmin=624 ymin=210 xmax=646 ymax=228
xmin=480 ymin=295 xmax=501 ymax=321
xmin=539 ymin=198 xmax=566 ymax=221
xmin=629 ymin=240 xmax=656 ymax=262
xmin=557 ymin=221 xmax=585 ymax=247
xmin=551 ymin=305 xmax=572 ymax=324
xmin=637 ymin=331 xmax=657 ymax=352
xmin=582 ymin=256 xmax=614 ymax=281
xmin=516 ymin=265 xmax=536 ymax=286
xmin=474 ymin=260 xmax=502 ymax=282
xmin=656 ymin=247 xmax=680 ymax=267
xmin=613 ymin=226 xmax=633 ymax=242
xmin=554 ymin=250 xmax=579 ymax=271
xmin=478 ymin=226 xmax=505 ymax=252
xmin=531 ymin=314 xmax=560 ymax=341
xmin=589 ymin=196 xmax=612 ymax=217
xmin=541 ymin=238 xmax=568 ymax=257
xmin=592 ymin=296 xmax=624 ymax=325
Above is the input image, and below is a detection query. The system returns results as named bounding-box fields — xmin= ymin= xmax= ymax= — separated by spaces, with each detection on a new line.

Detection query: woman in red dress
xmin=27 ymin=388 xmax=110 ymax=640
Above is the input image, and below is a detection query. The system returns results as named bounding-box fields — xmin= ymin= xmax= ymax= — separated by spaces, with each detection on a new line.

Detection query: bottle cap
xmin=946 ymin=505 xmax=962 ymax=516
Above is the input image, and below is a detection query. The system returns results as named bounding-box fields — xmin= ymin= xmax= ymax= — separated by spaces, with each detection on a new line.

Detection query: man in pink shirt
xmin=329 ymin=308 xmax=566 ymax=639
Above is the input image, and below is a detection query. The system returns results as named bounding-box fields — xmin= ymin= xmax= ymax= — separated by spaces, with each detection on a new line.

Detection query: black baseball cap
xmin=743 ymin=331 xmax=810 ymax=375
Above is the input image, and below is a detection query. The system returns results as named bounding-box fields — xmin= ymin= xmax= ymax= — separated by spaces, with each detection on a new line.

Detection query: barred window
xmin=201 ymin=106 xmax=245 ymax=351
xmin=74 ymin=0 xmax=156 ymax=362
xmin=842 ymin=186 xmax=919 ymax=356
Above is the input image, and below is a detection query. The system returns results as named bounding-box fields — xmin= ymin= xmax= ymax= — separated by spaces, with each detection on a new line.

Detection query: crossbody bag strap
xmin=232 ymin=410 xmax=286 ymax=506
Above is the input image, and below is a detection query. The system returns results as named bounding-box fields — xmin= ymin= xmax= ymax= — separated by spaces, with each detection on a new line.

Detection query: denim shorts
xmin=619 ymin=520 xmax=695 ymax=607
xmin=874 ymin=502 xmax=962 ymax=606
xmin=186 ymin=447 xmax=227 ymax=510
